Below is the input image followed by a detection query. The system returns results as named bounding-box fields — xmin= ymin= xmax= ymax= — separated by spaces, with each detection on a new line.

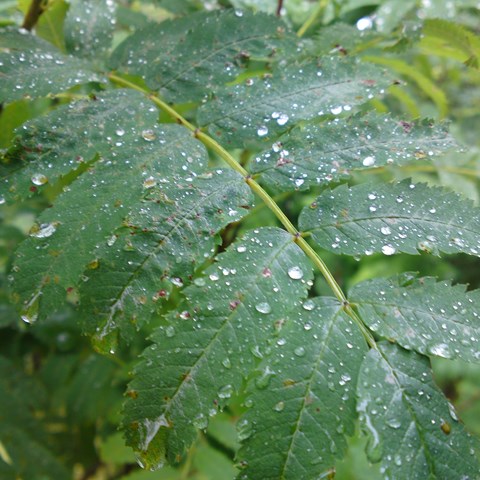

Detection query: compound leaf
xmin=357 ymin=342 xmax=480 ymax=479
xmin=123 ymin=227 xmax=313 ymax=469
xmin=299 ymin=180 xmax=480 ymax=257
xmin=0 ymin=28 xmax=103 ymax=103
xmin=197 ymin=57 xmax=391 ymax=148
xmin=237 ymin=297 xmax=367 ymax=480
xmin=251 ymin=115 xmax=455 ymax=192
xmin=109 ymin=9 xmax=295 ymax=103
xmin=350 ymin=274 xmax=480 ymax=363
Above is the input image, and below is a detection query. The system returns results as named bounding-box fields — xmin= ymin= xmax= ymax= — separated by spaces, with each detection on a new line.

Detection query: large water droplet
xmin=218 ymin=384 xmax=234 ymax=399
xmin=362 ymin=156 xmax=375 ymax=167
xmin=381 ymin=245 xmax=396 ymax=256
xmin=288 ymin=266 xmax=304 ymax=279
xmin=31 ymin=173 xmax=48 ymax=185
xmin=193 ymin=413 xmax=208 ymax=430
xmin=141 ymin=129 xmax=156 ymax=141
xmin=428 ymin=343 xmax=452 ymax=359
xmin=30 ymin=222 xmax=57 ymax=238
xmin=255 ymin=302 xmax=271 ymax=314
xmin=143 ymin=176 xmax=156 ymax=189
xmin=255 ymin=366 xmax=275 ymax=389
xmin=257 ymin=126 xmax=268 ymax=137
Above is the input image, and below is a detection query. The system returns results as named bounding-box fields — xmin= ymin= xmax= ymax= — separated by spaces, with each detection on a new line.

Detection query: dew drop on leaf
xmin=428 ymin=343 xmax=452 ymax=359
xmin=218 ymin=384 xmax=233 ymax=399
xmin=193 ymin=413 xmax=208 ymax=430
xmin=143 ymin=176 xmax=156 ymax=189
xmin=294 ymin=346 xmax=306 ymax=357
xmin=381 ymin=245 xmax=396 ymax=255
xmin=31 ymin=173 xmax=48 ymax=185
xmin=236 ymin=245 xmax=246 ymax=253
xmin=141 ymin=129 xmax=156 ymax=141
xmin=273 ymin=401 xmax=285 ymax=412
xmin=362 ymin=156 xmax=375 ymax=167
xmin=255 ymin=302 xmax=271 ymax=314
xmin=287 ymin=266 xmax=304 ymax=279
xmin=257 ymin=126 xmax=268 ymax=137
xmin=165 ymin=326 xmax=175 ymax=337
xmin=30 ymin=222 xmax=57 ymax=238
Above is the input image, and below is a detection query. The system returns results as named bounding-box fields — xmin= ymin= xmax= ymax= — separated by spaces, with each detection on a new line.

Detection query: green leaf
xmin=0 ymin=356 xmax=70 ymax=479
xmin=9 ymin=90 xmax=211 ymax=324
xmin=422 ymin=18 xmax=480 ymax=68
xmin=197 ymin=57 xmax=392 ymax=148
xmin=299 ymin=180 xmax=480 ymax=257
xmin=79 ymin=168 xmax=253 ymax=347
xmin=0 ymin=28 xmax=103 ymax=103
xmin=350 ymin=274 xmax=480 ymax=363
xmin=237 ymin=297 xmax=367 ymax=480
xmin=251 ymin=115 xmax=455 ymax=192
xmin=2 ymin=89 xmax=158 ymax=204
xmin=64 ymin=0 xmax=116 ymax=60
xmin=357 ymin=342 xmax=480 ymax=479
xmin=35 ymin=0 xmax=68 ymax=51
xmin=364 ymin=55 xmax=449 ymax=118
xmin=109 ymin=9 xmax=295 ymax=103
xmin=123 ymin=227 xmax=313 ymax=469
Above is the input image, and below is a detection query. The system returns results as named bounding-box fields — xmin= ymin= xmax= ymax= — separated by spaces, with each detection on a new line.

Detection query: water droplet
xmin=0 ymin=196 xmax=5 ymax=205
xmin=218 ymin=384 xmax=233 ymax=399
xmin=237 ymin=418 xmax=253 ymax=440
xmin=20 ymin=291 xmax=41 ymax=324
xmin=31 ymin=173 xmax=48 ymax=185
xmin=171 ymin=277 xmax=183 ymax=287
xmin=209 ymin=272 xmax=219 ymax=281
xmin=428 ymin=343 xmax=452 ymax=359
xmin=362 ymin=156 xmax=375 ymax=167
xmin=287 ymin=266 xmax=303 ymax=280
xmin=194 ymin=277 xmax=206 ymax=287
xmin=165 ymin=325 xmax=175 ymax=337
xmin=273 ymin=401 xmax=285 ymax=412
xmin=222 ymin=357 xmax=232 ymax=369
xmin=193 ymin=413 xmax=208 ymax=430
xmin=380 ymin=226 xmax=391 ymax=235
xmin=143 ymin=176 xmax=156 ymax=189
xmin=236 ymin=245 xmax=246 ymax=253
xmin=330 ymin=106 xmax=342 ymax=115
xmin=294 ymin=346 xmax=306 ymax=357
xmin=234 ymin=9 xmax=244 ymax=17
xmin=30 ymin=222 xmax=57 ymax=238
xmin=115 ymin=128 xmax=125 ymax=136
xmin=448 ymin=402 xmax=458 ymax=421
xmin=277 ymin=113 xmax=289 ymax=126
xmin=294 ymin=178 xmax=305 ymax=187
xmin=255 ymin=366 xmax=275 ymax=389
xmin=381 ymin=245 xmax=396 ymax=256
xmin=257 ymin=126 xmax=268 ymax=137
xmin=386 ymin=418 xmax=401 ymax=429
xmin=255 ymin=302 xmax=271 ymax=314
xmin=141 ymin=129 xmax=156 ymax=141
xmin=303 ymin=299 xmax=315 ymax=311
xmin=107 ymin=234 xmax=117 ymax=246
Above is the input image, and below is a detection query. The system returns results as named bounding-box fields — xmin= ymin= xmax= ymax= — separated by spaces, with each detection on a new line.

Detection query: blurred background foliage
xmin=1 ymin=0 xmax=480 ymax=478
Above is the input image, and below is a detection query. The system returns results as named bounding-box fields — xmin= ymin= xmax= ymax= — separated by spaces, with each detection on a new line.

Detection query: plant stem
xmin=297 ymin=0 xmax=328 ymax=37
xmin=107 ymin=72 xmax=377 ymax=349
xmin=22 ymin=0 xmax=44 ymax=31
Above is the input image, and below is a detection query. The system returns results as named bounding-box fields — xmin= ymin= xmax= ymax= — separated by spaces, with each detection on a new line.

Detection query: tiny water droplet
xmin=222 ymin=357 xmax=232 ymax=369
xmin=115 ymin=128 xmax=125 ymax=136
xmin=380 ymin=226 xmax=391 ymax=235
xmin=273 ymin=401 xmax=285 ymax=412
xmin=237 ymin=245 xmax=246 ymax=253
xmin=277 ymin=113 xmax=289 ymax=126
xmin=30 ymin=222 xmax=57 ymax=238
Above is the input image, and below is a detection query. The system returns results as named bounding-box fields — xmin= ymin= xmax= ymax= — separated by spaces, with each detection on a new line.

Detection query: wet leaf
xmin=300 ymin=180 xmax=480 ymax=257
xmin=357 ymin=342 xmax=480 ymax=479
xmin=123 ymin=227 xmax=313 ymax=468
xmin=351 ymin=274 xmax=480 ymax=363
